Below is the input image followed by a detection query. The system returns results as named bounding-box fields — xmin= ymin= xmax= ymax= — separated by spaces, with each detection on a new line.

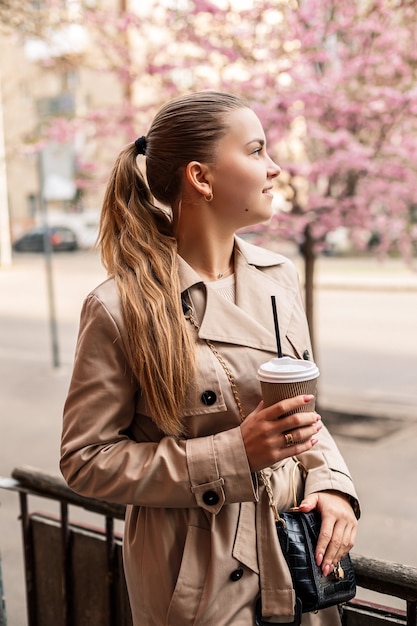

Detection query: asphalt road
xmin=1 ymin=250 xmax=417 ymax=624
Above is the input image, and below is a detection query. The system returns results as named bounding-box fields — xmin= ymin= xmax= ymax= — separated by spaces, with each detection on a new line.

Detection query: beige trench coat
xmin=61 ymin=237 xmax=359 ymax=626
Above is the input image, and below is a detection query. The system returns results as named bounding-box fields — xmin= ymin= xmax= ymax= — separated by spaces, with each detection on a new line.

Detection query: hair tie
xmin=134 ymin=136 xmax=147 ymax=155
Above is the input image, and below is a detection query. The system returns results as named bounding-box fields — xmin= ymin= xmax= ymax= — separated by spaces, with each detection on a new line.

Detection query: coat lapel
xmin=179 ymin=237 xmax=299 ymax=353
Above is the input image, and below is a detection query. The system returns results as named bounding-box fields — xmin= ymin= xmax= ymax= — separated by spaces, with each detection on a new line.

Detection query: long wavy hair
xmin=98 ymin=91 xmax=247 ymax=436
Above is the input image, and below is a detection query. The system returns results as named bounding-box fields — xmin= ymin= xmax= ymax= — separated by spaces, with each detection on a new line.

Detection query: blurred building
xmin=0 ymin=0 xmax=126 ymax=242
xmin=1 ymin=35 xmax=42 ymax=238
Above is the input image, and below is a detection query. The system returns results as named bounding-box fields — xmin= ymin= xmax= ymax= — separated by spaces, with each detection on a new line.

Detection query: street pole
xmin=0 ymin=71 xmax=12 ymax=268
xmin=0 ymin=553 xmax=6 ymax=626
xmin=38 ymin=149 xmax=60 ymax=368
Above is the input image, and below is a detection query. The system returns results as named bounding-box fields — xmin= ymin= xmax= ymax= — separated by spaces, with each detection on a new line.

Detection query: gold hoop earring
xmin=204 ymin=192 xmax=213 ymax=202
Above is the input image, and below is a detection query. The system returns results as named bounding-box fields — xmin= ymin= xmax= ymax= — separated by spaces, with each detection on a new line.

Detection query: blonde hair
xmin=99 ymin=91 xmax=247 ymax=436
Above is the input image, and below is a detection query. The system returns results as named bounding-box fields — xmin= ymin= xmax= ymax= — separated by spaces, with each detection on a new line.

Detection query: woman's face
xmin=209 ymin=107 xmax=280 ymax=230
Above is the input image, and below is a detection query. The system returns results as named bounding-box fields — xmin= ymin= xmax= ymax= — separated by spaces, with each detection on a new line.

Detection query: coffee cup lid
xmin=257 ymin=356 xmax=319 ymax=383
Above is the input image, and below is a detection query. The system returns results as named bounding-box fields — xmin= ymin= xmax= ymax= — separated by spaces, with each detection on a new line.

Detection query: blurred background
xmin=1 ymin=0 xmax=417 ymax=624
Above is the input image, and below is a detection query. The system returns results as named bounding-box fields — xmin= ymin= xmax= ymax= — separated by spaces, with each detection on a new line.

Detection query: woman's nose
xmin=268 ymin=159 xmax=281 ymax=179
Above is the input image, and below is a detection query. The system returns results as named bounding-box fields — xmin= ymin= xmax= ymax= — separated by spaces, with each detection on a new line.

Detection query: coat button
xmin=201 ymin=390 xmax=217 ymax=406
xmin=230 ymin=568 xmax=244 ymax=582
xmin=303 ymin=349 xmax=310 ymax=361
xmin=202 ymin=490 xmax=219 ymax=506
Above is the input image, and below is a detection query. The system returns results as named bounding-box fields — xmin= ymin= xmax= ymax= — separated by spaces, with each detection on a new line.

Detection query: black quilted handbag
xmin=256 ymin=461 xmax=356 ymax=625
xmin=277 ymin=508 xmax=356 ymax=613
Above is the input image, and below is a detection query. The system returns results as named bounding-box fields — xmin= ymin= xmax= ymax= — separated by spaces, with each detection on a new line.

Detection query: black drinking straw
xmin=271 ymin=295 xmax=283 ymax=358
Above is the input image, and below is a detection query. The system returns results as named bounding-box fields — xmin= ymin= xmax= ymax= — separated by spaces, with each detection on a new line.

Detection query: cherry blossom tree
xmin=0 ymin=0 xmax=42 ymax=33
xmin=268 ymin=0 xmax=417 ymax=340
xmin=3 ymin=0 xmax=417 ymax=346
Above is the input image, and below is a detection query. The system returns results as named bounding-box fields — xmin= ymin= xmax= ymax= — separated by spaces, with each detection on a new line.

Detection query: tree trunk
xmin=301 ymin=224 xmax=316 ymax=357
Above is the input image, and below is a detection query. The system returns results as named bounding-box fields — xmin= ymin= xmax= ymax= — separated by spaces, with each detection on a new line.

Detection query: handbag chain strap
xmin=184 ymin=301 xmax=289 ymax=525
xmin=185 ymin=309 xmax=246 ymax=422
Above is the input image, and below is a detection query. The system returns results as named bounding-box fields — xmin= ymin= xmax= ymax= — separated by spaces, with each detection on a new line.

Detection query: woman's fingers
xmin=280 ymin=414 xmax=322 ymax=448
xmin=311 ymin=492 xmax=358 ymax=574
xmin=240 ymin=395 xmax=322 ymax=471
xmin=262 ymin=394 xmax=316 ymax=420
xmin=319 ymin=519 xmax=356 ymax=576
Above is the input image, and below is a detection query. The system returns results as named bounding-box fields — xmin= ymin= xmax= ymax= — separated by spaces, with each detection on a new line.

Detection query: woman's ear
xmin=185 ymin=161 xmax=213 ymax=198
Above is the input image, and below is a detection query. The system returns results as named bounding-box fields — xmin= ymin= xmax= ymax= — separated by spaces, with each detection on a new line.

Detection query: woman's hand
xmin=240 ymin=394 xmax=322 ymax=472
xmin=298 ymin=491 xmax=358 ymax=575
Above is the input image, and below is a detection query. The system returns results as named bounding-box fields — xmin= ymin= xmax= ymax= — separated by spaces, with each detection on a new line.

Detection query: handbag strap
xmin=184 ymin=303 xmax=247 ymax=422
xmin=290 ymin=460 xmax=308 ymax=509
xmin=184 ymin=297 xmax=303 ymax=527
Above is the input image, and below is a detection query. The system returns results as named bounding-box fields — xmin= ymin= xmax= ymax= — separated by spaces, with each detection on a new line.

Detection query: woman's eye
xmin=252 ymin=147 xmax=262 ymax=155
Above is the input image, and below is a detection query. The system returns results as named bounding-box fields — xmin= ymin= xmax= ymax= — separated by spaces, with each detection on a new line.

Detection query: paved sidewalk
xmin=313 ymin=256 xmax=417 ymax=291
xmin=1 ymin=251 xmax=416 ymax=624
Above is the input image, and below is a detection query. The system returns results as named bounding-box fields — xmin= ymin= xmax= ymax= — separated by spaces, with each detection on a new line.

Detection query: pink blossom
xmin=23 ymin=0 xmax=417 ymax=264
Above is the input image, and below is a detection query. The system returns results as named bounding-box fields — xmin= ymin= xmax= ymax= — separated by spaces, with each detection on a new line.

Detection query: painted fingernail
xmin=316 ymin=553 xmax=323 ymax=566
xmin=304 ymin=395 xmax=315 ymax=402
xmin=311 ymin=437 xmax=318 ymax=446
xmin=323 ymin=564 xmax=331 ymax=577
xmin=316 ymin=422 xmax=323 ymax=432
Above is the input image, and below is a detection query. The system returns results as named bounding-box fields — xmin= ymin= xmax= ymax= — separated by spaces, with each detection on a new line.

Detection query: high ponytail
xmin=99 ymin=144 xmax=195 ymax=437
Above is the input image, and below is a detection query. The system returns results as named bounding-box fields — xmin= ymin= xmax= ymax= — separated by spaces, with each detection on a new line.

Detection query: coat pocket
xmin=166 ymin=525 xmax=211 ymax=626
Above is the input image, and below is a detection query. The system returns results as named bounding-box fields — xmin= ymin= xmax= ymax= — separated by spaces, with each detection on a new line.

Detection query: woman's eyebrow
xmin=246 ymin=138 xmax=265 ymax=147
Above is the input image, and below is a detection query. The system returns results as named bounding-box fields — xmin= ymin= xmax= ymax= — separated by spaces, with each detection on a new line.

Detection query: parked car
xmin=42 ymin=210 xmax=100 ymax=250
xmin=13 ymin=225 xmax=78 ymax=252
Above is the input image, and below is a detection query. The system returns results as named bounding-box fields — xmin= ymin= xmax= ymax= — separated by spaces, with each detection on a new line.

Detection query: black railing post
xmin=60 ymin=501 xmax=73 ymax=626
xmin=106 ymin=515 xmax=117 ymax=626
xmin=19 ymin=492 xmax=37 ymax=626
xmin=407 ymin=600 xmax=417 ymax=626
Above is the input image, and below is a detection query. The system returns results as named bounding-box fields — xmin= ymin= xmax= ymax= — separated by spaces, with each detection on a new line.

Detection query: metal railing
xmin=1 ymin=465 xmax=417 ymax=626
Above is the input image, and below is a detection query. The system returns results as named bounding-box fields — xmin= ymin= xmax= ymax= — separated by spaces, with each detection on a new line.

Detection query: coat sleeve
xmin=297 ymin=427 xmax=360 ymax=517
xmin=60 ymin=292 xmax=257 ymax=511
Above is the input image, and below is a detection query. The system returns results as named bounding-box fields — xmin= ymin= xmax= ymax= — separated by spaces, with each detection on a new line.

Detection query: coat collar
xmin=179 ymin=237 xmax=299 ymax=353
xmin=178 ymin=236 xmax=287 ymax=292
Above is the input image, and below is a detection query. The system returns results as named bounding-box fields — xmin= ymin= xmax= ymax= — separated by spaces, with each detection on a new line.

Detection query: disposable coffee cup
xmin=257 ymin=356 xmax=320 ymax=413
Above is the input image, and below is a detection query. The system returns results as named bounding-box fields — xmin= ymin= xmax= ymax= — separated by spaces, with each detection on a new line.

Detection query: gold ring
xmin=284 ymin=433 xmax=294 ymax=447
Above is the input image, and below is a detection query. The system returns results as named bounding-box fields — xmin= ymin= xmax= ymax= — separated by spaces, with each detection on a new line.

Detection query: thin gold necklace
xmin=193 ymin=262 xmax=234 ymax=281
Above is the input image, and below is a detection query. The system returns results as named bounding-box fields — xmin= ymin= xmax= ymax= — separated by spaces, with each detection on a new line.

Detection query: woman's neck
xmin=173 ymin=193 xmax=236 ymax=280
xmin=177 ymin=236 xmax=235 ymax=282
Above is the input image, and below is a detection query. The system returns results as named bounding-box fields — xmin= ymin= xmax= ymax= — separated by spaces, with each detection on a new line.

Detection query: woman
xmin=61 ymin=91 xmax=359 ymax=625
